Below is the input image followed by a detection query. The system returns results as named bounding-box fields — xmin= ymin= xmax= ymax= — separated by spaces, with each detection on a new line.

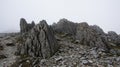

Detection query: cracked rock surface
xmin=17 ymin=20 xmax=59 ymax=59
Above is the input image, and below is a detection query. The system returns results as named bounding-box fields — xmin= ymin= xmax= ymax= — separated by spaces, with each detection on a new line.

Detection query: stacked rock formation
xmin=20 ymin=18 xmax=35 ymax=33
xmin=18 ymin=20 xmax=59 ymax=58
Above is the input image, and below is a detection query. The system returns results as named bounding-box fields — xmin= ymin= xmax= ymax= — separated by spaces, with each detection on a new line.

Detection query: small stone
xmin=26 ymin=60 xmax=30 ymax=63
xmin=74 ymin=40 xmax=80 ymax=44
xmin=88 ymin=60 xmax=93 ymax=64
xmin=55 ymin=56 xmax=63 ymax=62
xmin=82 ymin=60 xmax=89 ymax=65
xmin=80 ymin=57 xmax=86 ymax=60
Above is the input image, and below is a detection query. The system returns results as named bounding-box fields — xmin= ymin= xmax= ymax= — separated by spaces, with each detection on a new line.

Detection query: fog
xmin=0 ymin=0 xmax=120 ymax=34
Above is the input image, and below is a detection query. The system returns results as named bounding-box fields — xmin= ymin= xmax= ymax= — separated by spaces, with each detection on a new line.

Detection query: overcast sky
xmin=0 ymin=0 xmax=120 ymax=34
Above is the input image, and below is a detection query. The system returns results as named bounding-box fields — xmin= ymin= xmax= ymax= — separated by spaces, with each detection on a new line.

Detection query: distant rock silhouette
xmin=18 ymin=20 xmax=59 ymax=58
xmin=20 ymin=18 xmax=35 ymax=33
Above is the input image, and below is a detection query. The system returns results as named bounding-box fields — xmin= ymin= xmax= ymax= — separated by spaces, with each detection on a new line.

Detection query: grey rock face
xmin=20 ymin=18 xmax=35 ymax=33
xmin=52 ymin=18 xmax=77 ymax=36
xmin=107 ymin=31 xmax=120 ymax=45
xmin=18 ymin=20 xmax=59 ymax=58
xmin=90 ymin=25 xmax=105 ymax=35
xmin=75 ymin=22 xmax=107 ymax=50
xmin=52 ymin=19 xmax=109 ymax=50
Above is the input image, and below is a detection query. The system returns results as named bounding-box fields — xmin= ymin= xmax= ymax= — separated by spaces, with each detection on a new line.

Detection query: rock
xmin=80 ymin=57 xmax=86 ymax=60
xmin=82 ymin=60 xmax=89 ymax=65
xmin=76 ymin=22 xmax=108 ymax=50
xmin=74 ymin=40 xmax=80 ymax=44
xmin=110 ymin=49 xmax=117 ymax=55
xmin=116 ymin=57 xmax=120 ymax=62
xmin=90 ymin=50 xmax=99 ymax=58
xmin=107 ymin=31 xmax=120 ymax=45
xmin=6 ymin=42 xmax=14 ymax=46
xmin=17 ymin=20 xmax=59 ymax=59
xmin=109 ymin=48 xmax=120 ymax=56
xmin=40 ymin=59 xmax=47 ymax=65
xmin=88 ymin=60 xmax=93 ymax=64
xmin=90 ymin=25 xmax=104 ymax=35
xmin=107 ymin=64 xmax=113 ymax=67
xmin=0 ymin=45 xmax=3 ymax=50
xmin=20 ymin=18 xmax=35 ymax=33
xmin=0 ymin=55 xmax=7 ymax=59
xmin=52 ymin=18 xmax=77 ymax=36
xmin=55 ymin=56 xmax=63 ymax=62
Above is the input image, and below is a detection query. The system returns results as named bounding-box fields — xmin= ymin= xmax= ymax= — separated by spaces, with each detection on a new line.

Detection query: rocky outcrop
xmin=1 ymin=18 xmax=119 ymax=67
xmin=107 ymin=31 xmax=120 ymax=45
xmin=75 ymin=22 xmax=108 ymax=50
xmin=52 ymin=18 xmax=77 ymax=36
xmin=52 ymin=19 xmax=109 ymax=50
xmin=20 ymin=18 xmax=35 ymax=33
xmin=18 ymin=20 xmax=59 ymax=58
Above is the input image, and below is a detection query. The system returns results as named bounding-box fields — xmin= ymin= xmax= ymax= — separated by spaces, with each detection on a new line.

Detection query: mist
xmin=0 ymin=0 xmax=120 ymax=34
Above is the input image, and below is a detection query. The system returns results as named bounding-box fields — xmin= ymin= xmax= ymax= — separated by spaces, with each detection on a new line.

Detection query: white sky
xmin=0 ymin=0 xmax=120 ymax=34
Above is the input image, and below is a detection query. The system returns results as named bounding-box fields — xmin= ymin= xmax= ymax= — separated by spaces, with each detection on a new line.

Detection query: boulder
xmin=17 ymin=20 xmax=59 ymax=59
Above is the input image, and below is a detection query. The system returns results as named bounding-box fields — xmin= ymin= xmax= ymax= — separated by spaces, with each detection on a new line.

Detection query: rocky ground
xmin=0 ymin=33 xmax=120 ymax=67
xmin=31 ymin=34 xmax=120 ymax=67
xmin=0 ymin=34 xmax=19 ymax=67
